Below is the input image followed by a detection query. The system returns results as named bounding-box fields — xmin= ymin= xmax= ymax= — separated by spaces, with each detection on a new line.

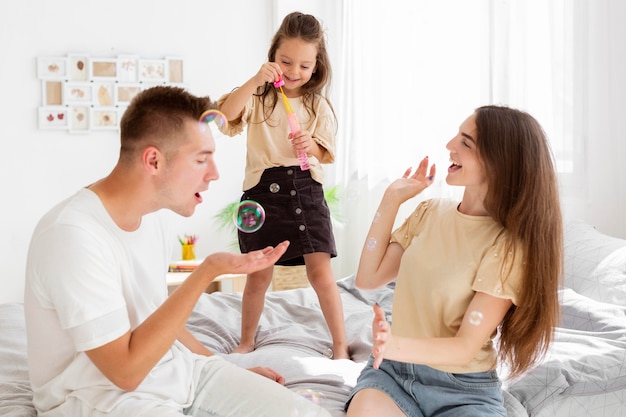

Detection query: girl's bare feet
xmin=232 ymin=343 xmax=255 ymax=354
xmin=331 ymin=344 xmax=351 ymax=360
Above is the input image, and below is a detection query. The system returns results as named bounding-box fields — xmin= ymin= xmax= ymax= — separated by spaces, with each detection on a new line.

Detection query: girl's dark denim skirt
xmin=238 ymin=166 xmax=337 ymax=266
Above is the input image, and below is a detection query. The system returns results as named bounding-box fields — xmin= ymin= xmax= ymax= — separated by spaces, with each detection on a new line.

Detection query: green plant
xmin=322 ymin=184 xmax=344 ymax=223
xmin=213 ymin=185 xmax=343 ymax=251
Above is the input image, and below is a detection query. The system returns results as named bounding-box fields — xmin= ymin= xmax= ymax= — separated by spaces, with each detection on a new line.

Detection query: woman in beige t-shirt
xmin=346 ymin=105 xmax=563 ymax=417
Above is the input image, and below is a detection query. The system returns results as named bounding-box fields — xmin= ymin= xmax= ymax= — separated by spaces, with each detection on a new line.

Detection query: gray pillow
xmin=564 ymin=220 xmax=626 ymax=305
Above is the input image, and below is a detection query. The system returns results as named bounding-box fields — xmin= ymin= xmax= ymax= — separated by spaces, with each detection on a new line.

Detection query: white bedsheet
xmin=187 ymin=276 xmax=392 ymax=416
xmin=2 ymin=273 xmax=625 ymax=416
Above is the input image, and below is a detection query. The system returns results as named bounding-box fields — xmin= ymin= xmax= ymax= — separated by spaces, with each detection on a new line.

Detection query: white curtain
xmin=330 ymin=0 xmax=583 ymax=277
xmin=487 ymin=0 xmax=583 ymax=188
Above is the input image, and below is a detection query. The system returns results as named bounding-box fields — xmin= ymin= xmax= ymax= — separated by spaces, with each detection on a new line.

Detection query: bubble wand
xmin=274 ymin=76 xmax=310 ymax=171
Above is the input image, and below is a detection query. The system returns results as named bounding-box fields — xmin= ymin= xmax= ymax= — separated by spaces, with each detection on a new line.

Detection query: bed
xmin=1 ymin=220 xmax=625 ymax=417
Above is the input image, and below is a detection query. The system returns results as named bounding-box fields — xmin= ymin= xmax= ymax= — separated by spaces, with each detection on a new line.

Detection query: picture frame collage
xmin=37 ymin=54 xmax=185 ymax=133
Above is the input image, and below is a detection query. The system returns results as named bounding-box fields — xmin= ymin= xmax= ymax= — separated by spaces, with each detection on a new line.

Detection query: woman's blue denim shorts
xmin=346 ymin=357 xmax=506 ymax=417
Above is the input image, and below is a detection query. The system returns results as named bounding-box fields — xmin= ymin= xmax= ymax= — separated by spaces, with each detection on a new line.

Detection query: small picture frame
xmin=64 ymin=82 xmax=94 ymax=105
xmin=68 ymin=55 xmax=89 ymax=81
xmin=115 ymin=83 xmax=142 ymax=106
xmin=69 ymin=105 xmax=90 ymax=133
xmin=138 ymin=59 xmax=167 ymax=83
xmin=93 ymin=81 xmax=115 ymax=106
xmin=90 ymin=58 xmax=118 ymax=80
xmin=37 ymin=57 xmax=67 ymax=80
xmin=167 ymin=57 xmax=184 ymax=83
xmin=117 ymin=55 xmax=138 ymax=82
xmin=38 ymin=106 xmax=69 ymax=130
xmin=41 ymin=80 xmax=64 ymax=106
xmin=91 ymin=107 xmax=120 ymax=130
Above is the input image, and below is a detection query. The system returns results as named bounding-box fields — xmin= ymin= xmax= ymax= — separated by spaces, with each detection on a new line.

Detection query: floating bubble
xmin=366 ymin=237 xmax=377 ymax=251
xmin=296 ymin=389 xmax=320 ymax=404
xmin=291 ymin=389 xmax=324 ymax=417
xmin=199 ymin=109 xmax=227 ymax=130
xmin=234 ymin=200 xmax=265 ymax=233
xmin=468 ymin=310 xmax=484 ymax=326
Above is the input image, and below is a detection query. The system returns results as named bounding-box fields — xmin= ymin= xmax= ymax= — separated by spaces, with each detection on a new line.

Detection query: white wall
xmin=0 ymin=0 xmax=338 ymax=303
xmin=1 ymin=1 xmax=625 ymax=303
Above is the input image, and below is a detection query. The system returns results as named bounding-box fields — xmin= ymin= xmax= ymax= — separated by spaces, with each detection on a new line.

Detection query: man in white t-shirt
xmin=24 ymin=86 xmax=331 ymax=417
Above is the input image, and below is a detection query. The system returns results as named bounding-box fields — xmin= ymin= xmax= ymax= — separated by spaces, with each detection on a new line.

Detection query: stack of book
xmin=168 ymin=259 xmax=201 ymax=273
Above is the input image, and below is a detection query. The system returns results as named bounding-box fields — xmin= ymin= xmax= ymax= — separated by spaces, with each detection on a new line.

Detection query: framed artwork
xmin=138 ymin=59 xmax=166 ymax=82
xmin=115 ymin=83 xmax=141 ymax=106
xmin=93 ymin=82 xmax=115 ymax=106
xmin=38 ymin=106 xmax=69 ymax=130
xmin=90 ymin=58 xmax=118 ymax=80
xmin=91 ymin=107 xmax=120 ymax=130
xmin=68 ymin=55 xmax=89 ymax=81
xmin=141 ymin=82 xmax=161 ymax=92
xmin=69 ymin=106 xmax=90 ymax=133
xmin=37 ymin=57 xmax=67 ymax=80
xmin=63 ymin=82 xmax=93 ymax=105
xmin=37 ymin=53 xmax=184 ymax=133
xmin=117 ymin=55 xmax=138 ymax=82
xmin=41 ymin=81 xmax=64 ymax=106
xmin=167 ymin=57 xmax=184 ymax=83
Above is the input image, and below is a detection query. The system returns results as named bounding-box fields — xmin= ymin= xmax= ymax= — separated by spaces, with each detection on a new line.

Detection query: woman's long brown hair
xmin=475 ymin=105 xmax=563 ymax=378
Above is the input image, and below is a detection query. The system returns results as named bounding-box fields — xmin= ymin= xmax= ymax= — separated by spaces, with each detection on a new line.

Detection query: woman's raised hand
xmin=385 ymin=156 xmax=436 ymax=205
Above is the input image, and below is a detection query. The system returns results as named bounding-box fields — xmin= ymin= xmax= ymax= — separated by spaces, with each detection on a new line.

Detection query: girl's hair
xmin=257 ymin=11 xmax=335 ymax=124
xmin=475 ymin=105 xmax=563 ymax=378
xmin=119 ymin=86 xmax=214 ymax=163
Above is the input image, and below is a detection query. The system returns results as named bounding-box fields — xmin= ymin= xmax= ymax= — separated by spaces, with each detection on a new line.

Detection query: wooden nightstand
xmin=166 ymin=272 xmax=247 ymax=295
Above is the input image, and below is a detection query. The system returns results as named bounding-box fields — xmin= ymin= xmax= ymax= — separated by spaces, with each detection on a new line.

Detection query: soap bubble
xmin=234 ymin=200 xmax=265 ymax=233
xmin=291 ymin=389 xmax=324 ymax=417
xmin=468 ymin=310 xmax=484 ymax=326
xmin=199 ymin=109 xmax=227 ymax=130
xmin=296 ymin=389 xmax=320 ymax=404
xmin=366 ymin=237 xmax=377 ymax=251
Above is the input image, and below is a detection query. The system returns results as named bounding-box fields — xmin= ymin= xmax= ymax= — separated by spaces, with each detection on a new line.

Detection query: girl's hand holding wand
xmin=289 ymin=129 xmax=314 ymax=155
xmin=253 ymin=62 xmax=283 ymax=87
xmin=274 ymin=74 xmax=311 ymax=170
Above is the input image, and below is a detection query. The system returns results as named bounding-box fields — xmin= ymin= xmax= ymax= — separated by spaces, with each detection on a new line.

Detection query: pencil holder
xmin=182 ymin=244 xmax=196 ymax=261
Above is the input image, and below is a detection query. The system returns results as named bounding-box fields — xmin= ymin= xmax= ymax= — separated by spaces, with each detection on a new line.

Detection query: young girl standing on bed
xmin=218 ymin=12 xmax=348 ymax=359
xmin=346 ymin=106 xmax=563 ymax=416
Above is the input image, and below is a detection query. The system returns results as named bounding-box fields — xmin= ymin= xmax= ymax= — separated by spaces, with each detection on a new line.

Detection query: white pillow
xmin=506 ymin=288 xmax=626 ymax=413
xmin=564 ymin=220 xmax=626 ymax=305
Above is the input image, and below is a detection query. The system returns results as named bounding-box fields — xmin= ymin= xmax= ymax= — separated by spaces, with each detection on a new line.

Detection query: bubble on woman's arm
xmin=468 ymin=310 xmax=484 ymax=326
xmin=366 ymin=237 xmax=378 ymax=251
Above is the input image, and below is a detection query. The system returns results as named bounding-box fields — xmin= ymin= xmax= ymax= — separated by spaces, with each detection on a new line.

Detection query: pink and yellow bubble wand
xmin=274 ymin=76 xmax=310 ymax=171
